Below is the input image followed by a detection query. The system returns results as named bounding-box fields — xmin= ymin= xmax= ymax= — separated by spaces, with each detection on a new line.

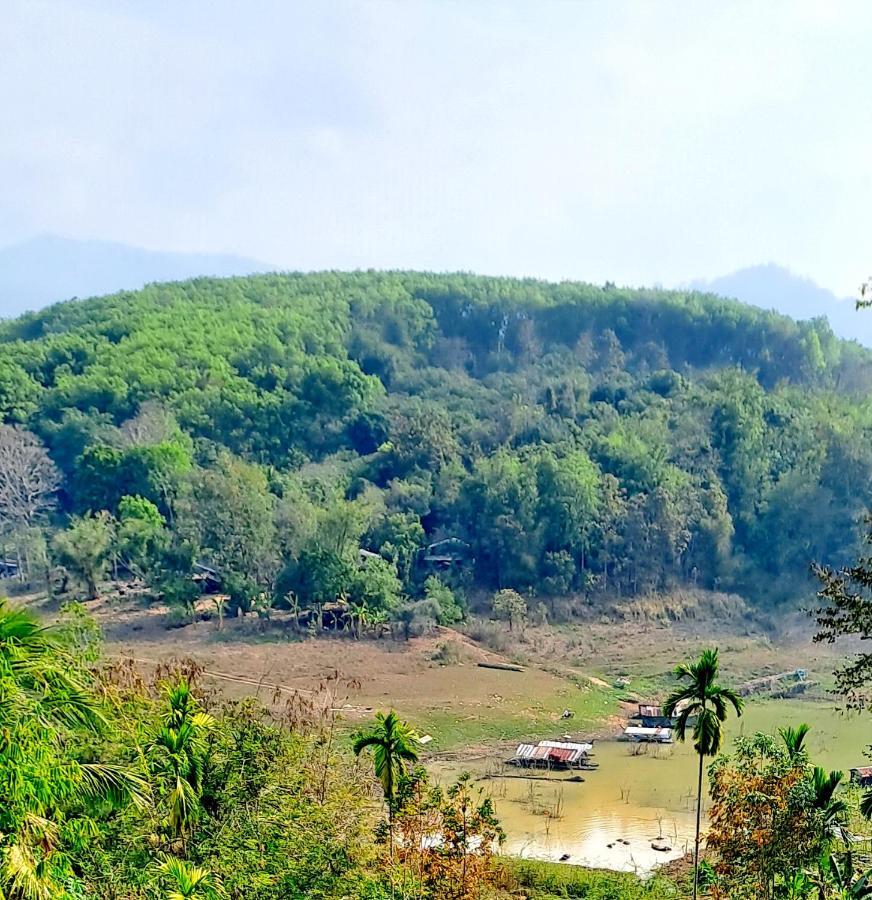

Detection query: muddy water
xmin=431 ymin=700 xmax=870 ymax=874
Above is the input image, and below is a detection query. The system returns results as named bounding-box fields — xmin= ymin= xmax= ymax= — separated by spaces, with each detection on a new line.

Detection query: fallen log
xmin=477 ymin=661 xmax=525 ymax=672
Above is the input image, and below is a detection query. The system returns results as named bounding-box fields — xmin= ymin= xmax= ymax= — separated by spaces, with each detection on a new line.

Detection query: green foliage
xmin=279 ymin=547 xmax=355 ymax=609
xmin=666 ymin=648 xmax=744 ymax=757
xmin=502 ymin=857 xmax=680 ymax=897
xmin=492 ymin=589 xmax=527 ymax=632
xmin=160 ymin=577 xmax=201 ymax=615
xmin=2 ymin=272 xmax=872 ymax=611
xmin=350 ymin=557 xmax=404 ymax=614
xmin=73 ymin=440 xmax=191 ymax=516
xmin=158 ymin=856 xmax=226 ymax=900
xmin=177 ymin=452 xmax=276 ymax=584
xmin=353 ymin=711 xmax=420 ymax=806
xmin=148 ymin=680 xmax=216 ymax=840
xmin=665 ymin=647 xmax=743 ymax=900
xmin=116 ymin=495 xmax=167 ymax=577
xmin=706 ymin=731 xmax=848 ymax=899
xmin=222 ymin=572 xmax=262 ymax=617
xmin=0 ymin=602 xmax=471 ymax=899
xmin=814 ymin=518 xmax=872 ymax=708
xmin=53 ymin=511 xmax=116 ymax=599
xmin=423 ymin=575 xmax=465 ymax=625
xmin=0 ymin=598 xmax=145 ymax=899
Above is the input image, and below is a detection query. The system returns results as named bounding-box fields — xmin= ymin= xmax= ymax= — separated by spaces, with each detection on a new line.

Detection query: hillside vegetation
xmin=1 ymin=271 xmax=871 ymax=614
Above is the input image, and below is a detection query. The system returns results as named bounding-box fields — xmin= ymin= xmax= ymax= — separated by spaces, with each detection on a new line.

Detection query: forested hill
xmin=1 ymin=271 xmax=871 ymax=610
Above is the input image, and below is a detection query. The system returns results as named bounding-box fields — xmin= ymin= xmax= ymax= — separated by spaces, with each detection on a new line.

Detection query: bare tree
xmin=0 ymin=425 xmax=60 ymax=580
xmin=118 ymin=401 xmax=177 ymax=447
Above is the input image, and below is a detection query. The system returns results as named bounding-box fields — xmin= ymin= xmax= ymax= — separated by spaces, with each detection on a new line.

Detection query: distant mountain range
xmin=0 ymin=236 xmax=275 ymax=318
xmin=691 ymin=264 xmax=870 ymax=347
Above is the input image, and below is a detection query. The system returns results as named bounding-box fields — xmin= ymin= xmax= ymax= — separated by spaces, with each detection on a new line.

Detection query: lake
xmin=431 ymin=699 xmax=871 ymax=874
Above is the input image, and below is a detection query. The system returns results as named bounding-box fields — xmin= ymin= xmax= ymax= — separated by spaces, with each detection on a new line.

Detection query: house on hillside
xmin=850 ymin=767 xmax=872 ymax=787
xmin=420 ymin=538 xmax=472 ymax=572
xmin=193 ymin=562 xmax=222 ymax=593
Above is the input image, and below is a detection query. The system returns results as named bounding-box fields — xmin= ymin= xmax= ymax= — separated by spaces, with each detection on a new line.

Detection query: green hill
xmin=2 ymin=271 xmax=871 ymax=607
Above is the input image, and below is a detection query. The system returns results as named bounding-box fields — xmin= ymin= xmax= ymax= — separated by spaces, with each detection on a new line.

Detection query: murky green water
xmin=431 ymin=699 xmax=871 ymax=874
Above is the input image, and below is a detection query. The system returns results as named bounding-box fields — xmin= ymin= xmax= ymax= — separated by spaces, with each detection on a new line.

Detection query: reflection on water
xmin=431 ymin=699 xmax=870 ymax=874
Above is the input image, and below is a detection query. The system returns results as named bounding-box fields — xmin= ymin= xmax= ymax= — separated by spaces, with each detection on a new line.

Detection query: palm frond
xmin=78 ymin=762 xmax=150 ymax=810
xmin=1 ymin=842 xmax=55 ymax=900
xmin=352 ymin=734 xmax=381 ymax=755
xmin=861 ymin=788 xmax=872 ymax=819
xmin=693 ymin=706 xmax=724 ymax=756
xmin=779 ymin=722 xmax=811 ymax=759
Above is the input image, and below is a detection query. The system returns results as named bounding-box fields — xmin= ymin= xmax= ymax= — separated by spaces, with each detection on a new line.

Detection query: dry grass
xmin=20 ymin=585 xmax=856 ymax=751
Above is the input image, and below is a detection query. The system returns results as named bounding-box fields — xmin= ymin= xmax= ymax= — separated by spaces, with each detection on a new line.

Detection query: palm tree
xmin=828 ymin=851 xmax=872 ymax=898
xmin=349 ymin=599 xmax=369 ymax=640
xmin=802 ymin=764 xmax=849 ymax=900
xmin=861 ymin=789 xmax=872 ymax=821
xmin=353 ymin=711 xmax=419 ymax=855
xmin=148 ymin=680 xmax=215 ymax=844
xmin=158 ymin=856 xmax=225 ymax=900
xmin=779 ymin=722 xmax=811 ymax=761
xmin=0 ymin=597 xmax=102 ymax=731
xmin=0 ymin=600 xmax=147 ymax=899
xmin=665 ymin=648 xmax=743 ymax=900
xmin=812 ymin=766 xmax=847 ymax=837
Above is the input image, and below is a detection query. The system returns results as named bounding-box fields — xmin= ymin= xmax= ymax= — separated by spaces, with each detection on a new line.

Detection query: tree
xmin=491 ymin=588 xmax=527 ymax=632
xmin=779 ymin=722 xmax=811 ymax=761
xmin=367 ymin=511 xmax=425 ymax=585
xmin=393 ymin=770 xmax=505 ymax=900
xmin=664 ymin=648 xmax=743 ymax=900
xmin=349 ymin=556 xmax=403 ymax=617
xmin=353 ymin=711 xmax=419 ymax=855
xmin=535 ymin=448 xmax=601 ymax=573
xmin=824 ymin=851 xmax=872 ymax=899
xmin=812 ymin=765 xmax=847 ymax=840
xmin=53 ymin=512 xmax=116 ymax=599
xmin=0 ymin=425 xmax=60 ymax=532
xmin=423 ymin=575 xmax=464 ymax=625
xmin=813 ymin=518 xmax=872 ymax=709
xmin=276 ymin=546 xmax=355 ymax=611
xmin=461 ymin=450 xmax=540 ymax=589
xmin=116 ymin=494 xmax=167 ymax=578
xmin=148 ymin=679 xmax=215 ymax=844
xmin=158 ymin=857 xmax=225 ymax=900
xmin=178 ymin=453 xmax=276 ymax=585
xmin=0 ymin=597 xmax=102 ymax=730
xmin=707 ymin=733 xmax=845 ymax=900
xmin=0 ymin=425 xmax=60 ymax=580
xmin=119 ymin=401 xmax=181 ymax=448
xmin=0 ymin=600 xmax=146 ymax=898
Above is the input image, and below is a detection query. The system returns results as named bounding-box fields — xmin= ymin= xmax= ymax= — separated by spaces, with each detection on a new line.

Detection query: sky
xmin=2 ymin=0 xmax=871 ymax=297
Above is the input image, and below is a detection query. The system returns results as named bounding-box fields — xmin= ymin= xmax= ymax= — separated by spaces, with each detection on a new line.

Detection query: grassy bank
xmin=499 ymin=858 xmax=683 ymax=898
xmin=414 ymin=678 xmax=619 ymax=750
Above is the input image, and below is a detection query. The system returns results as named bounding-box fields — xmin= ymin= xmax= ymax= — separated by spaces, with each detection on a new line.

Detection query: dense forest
xmin=1 ymin=271 xmax=871 ymax=619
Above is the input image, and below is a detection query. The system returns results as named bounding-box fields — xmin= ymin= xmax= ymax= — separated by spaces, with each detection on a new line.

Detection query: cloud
xmin=1 ymin=0 xmax=870 ymax=295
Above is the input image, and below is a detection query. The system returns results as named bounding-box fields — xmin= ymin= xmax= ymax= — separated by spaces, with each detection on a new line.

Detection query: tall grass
xmin=498 ymin=857 xmax=682 ymax=898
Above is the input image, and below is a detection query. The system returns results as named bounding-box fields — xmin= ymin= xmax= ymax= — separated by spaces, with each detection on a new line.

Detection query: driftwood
xmin=477 ymin=661 xmax=525 ymax=673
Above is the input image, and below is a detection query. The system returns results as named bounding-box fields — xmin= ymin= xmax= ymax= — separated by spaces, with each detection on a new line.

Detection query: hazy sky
xmin=2 ymin=0 xmax=871 ymax=296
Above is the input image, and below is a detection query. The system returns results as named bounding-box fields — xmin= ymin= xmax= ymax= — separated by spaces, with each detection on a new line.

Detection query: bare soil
xmin=27 ymin=587 xmax=856 ymax=749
